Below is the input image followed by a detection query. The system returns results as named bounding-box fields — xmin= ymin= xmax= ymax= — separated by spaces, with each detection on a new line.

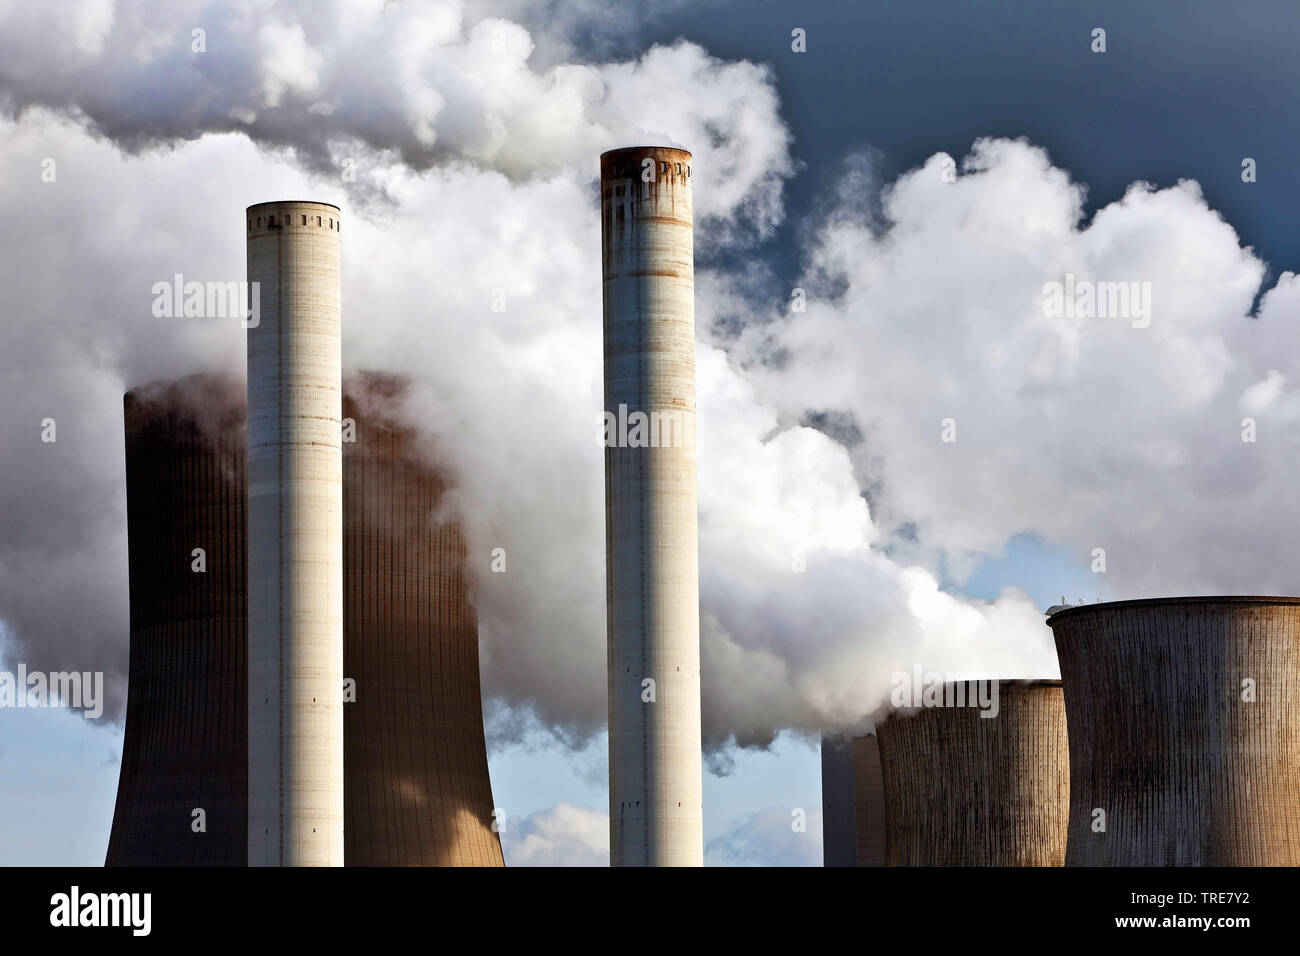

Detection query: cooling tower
xmin=1049 ymin=597 xmax=1300 ymax=866
xmin=601 ymin=146 xmax=703 ymax=867
xmin=820 ymin=734 xmax=857 ymax=867
xmin=852 ymin=734 xmax=887 ymax=866
xmin=877 ymin=680 xmax=1068 ymax=866
xmin=106 ymin=373 xmax=503 ymax=866
xmin=106 ymin=378 xmax=248 ymax=866
xmin=342 ymin=373 xmax=504 ymax=866
xmin=820 ymin=733 xmax=886 ymax=867
xmin=246 ymin=201 xmax=344 ymax=866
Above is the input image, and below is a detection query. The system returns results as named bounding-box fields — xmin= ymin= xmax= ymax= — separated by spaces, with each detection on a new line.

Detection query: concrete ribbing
xmin=601 ymin=146 xmax=703 ymax=866
xmin=247 ymin=201 xmax=344 ymax=867
xmin=108 ymin=378 xmax=248 ymax=866
xmin=851 ymin=734 xmax=887 ymax=866
xmin=820 ymin=734 xmax=858 ymax=867
xmin=821 ymin=731 xmax=925 ymax=866
xmin=1049 ymin=597 xmax=1300 ymax=865
xmin=107 ymin=373 xmax=504 ymax=867
xmin=877 ymin=681 xmax=1069 ymax=866
xmin=341 ymin=373 xmax=505 ymax=866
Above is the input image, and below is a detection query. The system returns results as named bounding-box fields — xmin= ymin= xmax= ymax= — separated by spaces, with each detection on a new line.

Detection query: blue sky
xmin=652 ymin=0 xmax=1300 ymax=280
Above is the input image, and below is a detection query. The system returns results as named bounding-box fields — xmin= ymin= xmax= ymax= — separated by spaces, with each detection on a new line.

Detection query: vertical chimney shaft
xmin=246 ymin=201 xmax=344 ymax=867
xmin=601 ymin=147 xmax=703 ymax=866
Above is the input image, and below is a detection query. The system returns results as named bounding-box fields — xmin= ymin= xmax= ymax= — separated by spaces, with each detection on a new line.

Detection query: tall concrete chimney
xmin=601 ymin=146 xmax=703 ymax=866
xmin=246 ymin=201 xmax=344 ymax=866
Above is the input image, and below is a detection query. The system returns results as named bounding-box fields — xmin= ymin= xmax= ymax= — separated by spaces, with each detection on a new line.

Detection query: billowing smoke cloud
xmin=4 ymin=5 xmax=1167 ymax=757
xmin=0 ymin=1 xmax=786 ymax=237
xmin=315 ymin=151 xmax=1057 ymax=747
xmin=0 ymin=108 xmax=1058 ymax=745
xmin=693 ymin=346 xmax=1056 ymax=745
xmin=0 ymin=116 xmax=295 ymax=722
xmin=0 ymin=1 xmax=796 ymax=735
xmin=737 ymin=136 xmax=1297 ymax=601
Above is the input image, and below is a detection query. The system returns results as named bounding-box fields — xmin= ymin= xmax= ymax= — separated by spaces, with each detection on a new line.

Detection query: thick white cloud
xmin=0 ymin=9 xmax=1098 ymax=752
xmin=0 ymin=110 xmax=1058 ymax=747
xmin=0 ymin=2 xmax=797 ymax=735
xmin=741 ymin=136 xmax=1296 ymax=599
xmin=696 ymin=347 xmax=1055 ymax=744
xmin=328 ymin=145 xmax=1056 ymax=744
xmin=257 ymin=20 xmax=325 ymax=108
xmin=0 ymin=1 xmax=788 ymax=236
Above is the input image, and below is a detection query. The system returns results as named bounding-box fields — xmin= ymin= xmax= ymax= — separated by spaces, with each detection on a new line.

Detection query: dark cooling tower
xmin=1049 ymin=597 xmax=1300 ymax=866
xmin=877 ymin=680 xmax=1068 ymax=866
xmin=106 ymin=377 xmax=248 ymax=866
xmin=106 ymin=373 xmax=503 ymax=866
xmin=341 ymin=373 xmax=503 ymax=866
xmin=852 ymin=734 xmax=887 ymax=866
xmin=820 ymin=732 xmax=886 ymax=867
xmin=820 ymin=734 xmax=856 ymax=867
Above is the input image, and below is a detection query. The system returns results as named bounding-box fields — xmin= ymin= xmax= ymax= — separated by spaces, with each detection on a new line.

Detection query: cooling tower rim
xmin=1046 ymin=594 xmax=1300 ymax=625
xmin=898 ymin=678 xmax=1062 ymax=689
xmin=127 ymin=369 xmax=407 ymax=402
xmin=124 ymin=371 xmax=241 ymax=399
xmin=881 ymin=680 xmax=1063 ymax=725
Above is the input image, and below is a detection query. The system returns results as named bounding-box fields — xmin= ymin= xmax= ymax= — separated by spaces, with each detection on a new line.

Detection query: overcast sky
xmin=1 ymin=0 xmax=1297 ymax=866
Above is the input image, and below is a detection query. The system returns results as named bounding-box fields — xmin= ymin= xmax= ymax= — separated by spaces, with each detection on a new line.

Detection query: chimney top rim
xmin=246 ymin=200 xmax=342 ymax=213
xmin=601 ymin=145 xmax=693 ymax=162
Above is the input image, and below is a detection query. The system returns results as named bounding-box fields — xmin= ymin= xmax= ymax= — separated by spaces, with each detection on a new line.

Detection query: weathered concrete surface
xmin=877 ymin=681 xmax=1069 ymax=866
xmin=107 ymin=373 xmax=504 ymax=867
xmin=107 ymin=377 xmax=248 ymax=866
xmin=246 ymin=201 xmax=344 ymax=867
xmin=341 ymin=373 xmax=504 ymax=866
xmin=852 ymin=734 xmax=887 ymax=866
xmin=1050 ymin=597 xmax=1300 ymax=866
xmin=601 ymin=146 xmax=703 ymax=867
xmin=820 ymin=734 xmax=858 ymax=867
xmin=821 ymin=732 xmax=897 ymax=867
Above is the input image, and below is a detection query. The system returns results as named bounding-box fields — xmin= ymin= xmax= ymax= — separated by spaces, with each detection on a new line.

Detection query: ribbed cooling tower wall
xmin=106 ymin=378 xmax=248 ymax=866
xmin=342 ymin=374 xmax=503 ymax=865
xmin=106 ymin=373 xmax=503 ymax=866
xmin=877 ymin=681 xmax=1068 ymax=866
xmin=852 ymin=734 xmax=887 ymax=866
xmin=820 ymin=733 xmax=886 ymax=866
xmin=1049 ymin=597 xmax=1300 ymax=866
xmin=820 ymin=734 xmax=856 ymax=867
